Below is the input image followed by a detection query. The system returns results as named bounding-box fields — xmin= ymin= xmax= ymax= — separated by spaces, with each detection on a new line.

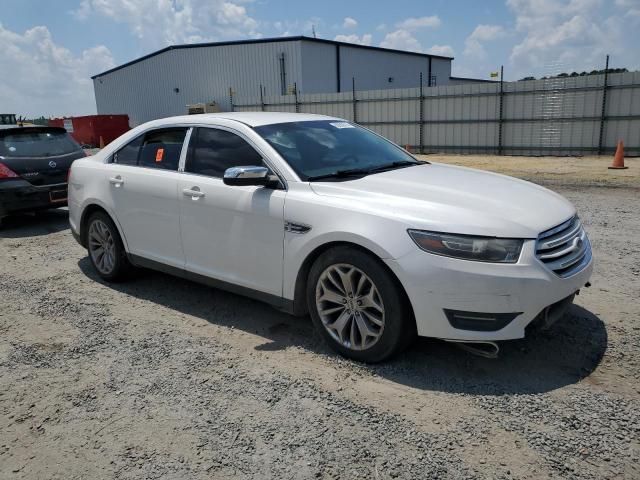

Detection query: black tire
xmin=307 ymin=246 xmax=415 ymax=363
xmin=85 ymin=211 xmax=132 ymax=282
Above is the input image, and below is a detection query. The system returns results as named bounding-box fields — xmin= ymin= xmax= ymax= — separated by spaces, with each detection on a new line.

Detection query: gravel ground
xmin=1 ymin=179 xmax=639 ymax=478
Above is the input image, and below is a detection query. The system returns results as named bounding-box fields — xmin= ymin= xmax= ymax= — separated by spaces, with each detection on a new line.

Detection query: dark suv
xmin=0 ymin=126 xmax=86 ymax=223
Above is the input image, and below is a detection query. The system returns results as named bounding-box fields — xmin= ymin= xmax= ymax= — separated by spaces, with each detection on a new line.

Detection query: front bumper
xmin=0 ymin=179 xmax=68 ymax=217
xmin=385 ymin=238 xmax=593 ymax=342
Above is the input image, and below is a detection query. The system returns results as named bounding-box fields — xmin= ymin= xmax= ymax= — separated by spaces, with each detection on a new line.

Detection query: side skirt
xmin=128 ymin=254 xmax=296 ymax=315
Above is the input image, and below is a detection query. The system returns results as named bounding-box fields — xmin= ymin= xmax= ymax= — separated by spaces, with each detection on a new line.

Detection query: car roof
xmin=146 ymin=112 xmax=343 ymax=128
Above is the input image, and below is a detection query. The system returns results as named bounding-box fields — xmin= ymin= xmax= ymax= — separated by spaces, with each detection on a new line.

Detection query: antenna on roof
xmin=312 ymin=24 xmax=317 ymax=38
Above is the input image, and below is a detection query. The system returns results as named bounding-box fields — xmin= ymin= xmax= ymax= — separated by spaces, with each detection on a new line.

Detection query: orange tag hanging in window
xmin=155 ymin=148 xmax=164 ymax=162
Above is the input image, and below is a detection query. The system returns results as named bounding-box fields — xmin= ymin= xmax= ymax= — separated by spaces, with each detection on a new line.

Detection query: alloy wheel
xmin=88 ymin=219 xmax=116 ymax=275
xmin=315 ymin=263 xmax=385 ymax=351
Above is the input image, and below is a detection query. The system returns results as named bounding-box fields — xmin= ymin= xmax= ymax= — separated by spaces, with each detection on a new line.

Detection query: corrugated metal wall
xmin=94 ymin=41 xmax=304 ymax=127
xmin=93 ymin=39 xmax=457 ymax=127
xmin=234 ymin=71 xmax=640 ymax=155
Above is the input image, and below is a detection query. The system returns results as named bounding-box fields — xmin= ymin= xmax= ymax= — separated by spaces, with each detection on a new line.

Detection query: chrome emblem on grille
xmin=48 ymin=161 xmax=57 ymax=168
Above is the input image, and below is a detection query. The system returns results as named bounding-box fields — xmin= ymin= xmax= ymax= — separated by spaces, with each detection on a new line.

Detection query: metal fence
xmin=231 ymin=70 xmax=640 ymax=156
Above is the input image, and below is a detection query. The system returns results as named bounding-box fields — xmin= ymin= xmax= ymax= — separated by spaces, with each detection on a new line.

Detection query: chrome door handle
xmin=109 ymin=176 xmax=124 ymax=186
xmin=183 ymin=188 xmax=205 ymax=198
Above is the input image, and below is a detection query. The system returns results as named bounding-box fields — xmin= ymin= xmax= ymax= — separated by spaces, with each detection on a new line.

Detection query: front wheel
xmin=86 ymin=212 xmax=131 ymax=281
xmin=307 ymin=246 xmax=415 ymax=362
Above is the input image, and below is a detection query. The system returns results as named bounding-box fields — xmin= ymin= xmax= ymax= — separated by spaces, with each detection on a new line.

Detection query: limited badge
xmin=155 ymin=148 xmax=164 ymax=162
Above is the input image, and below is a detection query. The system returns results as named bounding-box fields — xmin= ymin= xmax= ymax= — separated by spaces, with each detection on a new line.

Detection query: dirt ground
xmin=415 ymin=154 xmax=639 ymax=189
xmin=1 ymin=156 xmax=639 ymax=479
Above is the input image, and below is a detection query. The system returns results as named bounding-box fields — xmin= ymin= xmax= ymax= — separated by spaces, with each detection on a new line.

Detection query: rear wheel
xmin=86 ymin=212 xmax=131 ymax=281
xmin=307 ymin=246 xmax=414 ymax=362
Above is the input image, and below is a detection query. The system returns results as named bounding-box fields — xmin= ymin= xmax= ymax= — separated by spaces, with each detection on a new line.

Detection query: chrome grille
xmin=535 ymin=216 xmax=591 ymax=278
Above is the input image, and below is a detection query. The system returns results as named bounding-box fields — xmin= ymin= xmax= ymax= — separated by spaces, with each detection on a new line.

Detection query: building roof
xmin=449 ymin=76 xmax=497 ymax=83
xmin=92 ymin=35 xmax=454 ymax=79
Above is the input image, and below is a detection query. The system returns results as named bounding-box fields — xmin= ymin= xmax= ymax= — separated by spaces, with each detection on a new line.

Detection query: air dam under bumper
xmin=384 ymin=239 xmax=593 ymax=342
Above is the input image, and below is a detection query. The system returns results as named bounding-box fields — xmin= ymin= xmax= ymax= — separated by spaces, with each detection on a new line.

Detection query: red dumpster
xmin=49 ymin=115 xmax=130 ymax=148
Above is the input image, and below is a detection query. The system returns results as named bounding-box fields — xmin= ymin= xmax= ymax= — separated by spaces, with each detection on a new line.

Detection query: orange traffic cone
xmin=609 ymin=140 xmax=628 ymax=169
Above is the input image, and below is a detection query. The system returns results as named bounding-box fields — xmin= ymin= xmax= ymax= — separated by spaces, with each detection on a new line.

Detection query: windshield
xmin=0 ymin=130 xmax=81 ymax=157
xmin=254 ymin=120 xmax=419 ymax=180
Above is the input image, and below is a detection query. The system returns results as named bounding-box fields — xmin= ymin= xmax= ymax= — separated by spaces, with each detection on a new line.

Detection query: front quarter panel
xmin=282 ymin=183 xmax=416 ymax=300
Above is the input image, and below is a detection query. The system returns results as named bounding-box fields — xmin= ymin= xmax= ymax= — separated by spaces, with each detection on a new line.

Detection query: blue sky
xmin=1 ymin=0 xmax=639 ymax=117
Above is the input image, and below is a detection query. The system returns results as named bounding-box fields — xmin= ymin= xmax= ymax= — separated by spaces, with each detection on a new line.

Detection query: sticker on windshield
xmin=329 ymin=122 xmax=355 ymax=129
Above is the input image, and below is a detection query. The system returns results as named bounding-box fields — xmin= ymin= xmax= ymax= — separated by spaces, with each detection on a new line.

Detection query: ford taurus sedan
xmin=68 ymin=113 xmax=593 ymax=362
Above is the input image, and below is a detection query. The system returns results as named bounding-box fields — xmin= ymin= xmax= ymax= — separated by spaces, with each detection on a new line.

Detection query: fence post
xmin=498 ymin=65 xmax=504 ymax=155
xmin=260 ymin=84 xmax=265 ymax=112
xmin=229 ymin=87 xmax=234 ymax=112
xmin=598 ymin=54 xmax=610 ymax=155
xmin=419 ymin=72 xmax=424 ymax=154
xmin=294 ymin=82 xmax=300 ymax=113
xmin=352 ymin=77 xmax=357 ymax=123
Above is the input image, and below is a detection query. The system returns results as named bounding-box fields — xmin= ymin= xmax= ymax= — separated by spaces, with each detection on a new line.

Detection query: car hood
xmin=308 ymin=162 xmax=575 ymax=238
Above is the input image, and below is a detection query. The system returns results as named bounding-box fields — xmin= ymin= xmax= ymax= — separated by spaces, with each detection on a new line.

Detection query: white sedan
xmin=68 ymin=113 xmax=593 ymax=362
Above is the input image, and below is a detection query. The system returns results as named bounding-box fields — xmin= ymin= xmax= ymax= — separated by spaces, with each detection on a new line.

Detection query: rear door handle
xmin=109 ymin=176 xmax=124 ymax=186
xmin=183 ymin=188 xmax=205 ymax=198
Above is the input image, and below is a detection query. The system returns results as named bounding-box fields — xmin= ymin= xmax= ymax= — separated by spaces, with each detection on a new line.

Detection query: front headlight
xmin=407 ymin=230 xmax=523 ymax=263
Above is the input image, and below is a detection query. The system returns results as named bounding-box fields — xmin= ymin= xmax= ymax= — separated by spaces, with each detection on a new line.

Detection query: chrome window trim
xmin=178 ymin=127 xmax=193 ymax=172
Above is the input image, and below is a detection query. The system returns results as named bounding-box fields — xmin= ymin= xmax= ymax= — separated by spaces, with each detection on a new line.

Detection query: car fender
xmin=282 ymin=208 xmax=414 ymax=301
xmin=79 ymin=197 xmax=130 ymax=252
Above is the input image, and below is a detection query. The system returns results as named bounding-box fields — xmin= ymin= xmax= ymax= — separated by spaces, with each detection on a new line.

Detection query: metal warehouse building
xmin=93 ymin=36 xmax=486 ymax=127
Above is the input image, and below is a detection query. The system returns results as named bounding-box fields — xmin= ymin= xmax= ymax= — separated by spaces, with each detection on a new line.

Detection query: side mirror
xmin=223 ymin=166 xmax=272 ymax=187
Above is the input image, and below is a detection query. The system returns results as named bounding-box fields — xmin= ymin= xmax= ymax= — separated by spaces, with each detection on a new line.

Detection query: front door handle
xmin=183 ymin=187 xmax=205 ymax=198
xmin=109 ymin=175 xmax=124 ymax=186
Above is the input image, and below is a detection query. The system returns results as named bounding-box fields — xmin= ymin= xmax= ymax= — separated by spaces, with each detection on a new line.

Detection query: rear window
xmin=138 ymin=129 xmax=187 ymax=170
xmin=0 ymin=130 xmax=81 ymax=157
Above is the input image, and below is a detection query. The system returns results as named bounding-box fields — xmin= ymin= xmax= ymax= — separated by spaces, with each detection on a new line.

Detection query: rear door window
xmin=113 ymin=135 xmax=143 ymax=165
xmin=112 ymin=128 xmax=187 ymax=170
xmin=0 ymin=130 xmax=82 ymax=157
xmin=138 ymin=128 xmax=187 ymax=171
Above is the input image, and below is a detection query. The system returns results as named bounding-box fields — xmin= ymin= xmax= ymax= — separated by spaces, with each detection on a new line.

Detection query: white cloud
xmin=396 ymin=16 xmax=441 ymax=30
xmin=379 ymin=15 xmax=441 ymax=51
xmin=380 ymin=30 xmax=423 ymax=52
xmin=334 ymin=34 xmax=372 ymax=46
xmin=74 ymin=0 xmax=261 ymax=49
xmin=0 ymin=23 xmax=114 ymax=117
xmin=506 ymin=0 xmax=629 ymax=77
xmin=343 ymin=17 xmax=358 ymax=29
xmin=271 ymin=17 xmax=322 ymax=37
xmin=615 ymin=0 xmax=640 ymax=17
xmin=427 ymin=44 xmax=455 ymax=57
xmin=464 ymin=24 xmax=506 ymax=57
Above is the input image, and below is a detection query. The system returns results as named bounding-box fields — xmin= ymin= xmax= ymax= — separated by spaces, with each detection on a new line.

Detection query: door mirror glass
xmin=223 ymin=165 xmax=270 ymax=186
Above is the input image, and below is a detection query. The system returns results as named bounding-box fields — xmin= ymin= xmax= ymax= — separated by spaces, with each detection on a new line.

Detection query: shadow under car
xmin=77 ymin=256 xmax=607 ymax=396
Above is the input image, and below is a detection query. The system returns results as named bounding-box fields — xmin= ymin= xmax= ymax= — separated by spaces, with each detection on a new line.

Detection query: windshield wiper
xmin=307 ymin=168 xmax=372 ymax=181
xmin=307 ymin=161 xmax=421 ymax=182
xmin=366 ymin=160 xmax=420 ymax=173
